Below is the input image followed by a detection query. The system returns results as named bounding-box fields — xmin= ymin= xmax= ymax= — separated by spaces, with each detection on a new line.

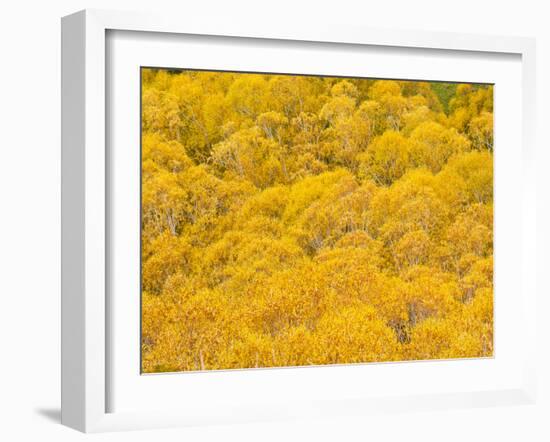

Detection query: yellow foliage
xmin=409 ymin=121 xmax=471 ymax=172
xmin=357 ymin=131 xmax=411 ymax=185
xmin=141 ymin=69 xmax=493 ymax=372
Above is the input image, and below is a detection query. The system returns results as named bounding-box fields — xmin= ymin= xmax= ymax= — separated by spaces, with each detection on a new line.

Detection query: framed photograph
xmin=61 ymin=9 xmax=537 ymax=432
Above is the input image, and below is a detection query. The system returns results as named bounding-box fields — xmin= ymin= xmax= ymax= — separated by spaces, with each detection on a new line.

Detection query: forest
xmin=141 ymin=68 xmax=494 ymax=372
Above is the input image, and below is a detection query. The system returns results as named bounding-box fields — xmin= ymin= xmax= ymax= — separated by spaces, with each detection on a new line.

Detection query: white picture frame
xmin=61 ymin=9 xmax=537 ymax=433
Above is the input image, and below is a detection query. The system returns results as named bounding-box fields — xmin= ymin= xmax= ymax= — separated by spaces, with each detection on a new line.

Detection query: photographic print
xmin=141 ymin=68 xmax=493 ymax=373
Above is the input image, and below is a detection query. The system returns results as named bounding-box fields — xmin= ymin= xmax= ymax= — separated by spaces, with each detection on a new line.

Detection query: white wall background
xmin=0 ymin=1 xmax=548 ymax=440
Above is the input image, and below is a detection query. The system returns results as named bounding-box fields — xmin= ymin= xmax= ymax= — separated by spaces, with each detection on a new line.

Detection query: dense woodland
xmin=141 ymin=68 xmax=494 ymax=372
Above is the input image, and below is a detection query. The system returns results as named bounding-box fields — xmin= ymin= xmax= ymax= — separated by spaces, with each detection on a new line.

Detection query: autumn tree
xmin=140 ymin=68 xmax=494 ymax=372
